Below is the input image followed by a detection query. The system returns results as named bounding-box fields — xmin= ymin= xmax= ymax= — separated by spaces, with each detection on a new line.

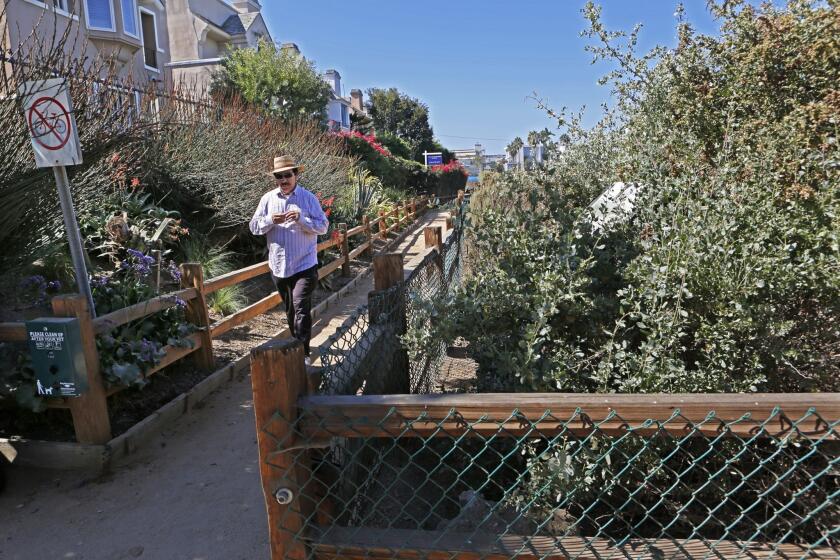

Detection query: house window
xmin=341 ymin=104 xmax=349 ymax=128
xmin=84 ymin=0 xmax=115 ymax=31
xmin=121 ymin=0 xmax=138 ymax=37
xmin=25 ymin=0 xmax=76 ymax=16
xmin=140 ymin=9 xmax=159 ymax=71
xmin=53 ymin=0 xmax=75 ymax=12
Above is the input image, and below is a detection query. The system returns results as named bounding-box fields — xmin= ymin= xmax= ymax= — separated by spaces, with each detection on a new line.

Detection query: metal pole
xmin=53 ymin=166 xmax=96 ymax=318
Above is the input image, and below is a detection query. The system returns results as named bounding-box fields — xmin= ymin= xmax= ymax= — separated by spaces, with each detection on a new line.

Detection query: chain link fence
xmin=318 ymin=202 xmax=467 ymax=398
xmin=262 ymin=393 xmax=839 ymax=559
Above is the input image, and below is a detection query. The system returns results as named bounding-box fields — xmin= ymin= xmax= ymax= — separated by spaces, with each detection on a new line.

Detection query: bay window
xmin=84 ymin=0 xmax=115 ymax=31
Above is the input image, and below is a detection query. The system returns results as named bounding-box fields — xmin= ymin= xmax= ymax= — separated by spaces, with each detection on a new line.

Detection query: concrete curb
xmin=5 ymin=213 xmax=432 ymax=472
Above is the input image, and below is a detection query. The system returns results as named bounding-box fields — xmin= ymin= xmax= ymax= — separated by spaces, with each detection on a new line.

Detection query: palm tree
xmin=527 ymin=130 xmax=540 ymax=151
xmin=506 ymin=137 xmax=524 ymax=159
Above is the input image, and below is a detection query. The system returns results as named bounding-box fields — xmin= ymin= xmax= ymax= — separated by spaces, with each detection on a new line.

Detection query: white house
xmin=322 ymin=69 xmax=351 ymax=131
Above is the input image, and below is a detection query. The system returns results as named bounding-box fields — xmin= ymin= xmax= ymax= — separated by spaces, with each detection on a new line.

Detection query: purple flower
xmin=167 ymin=260 xmax=182 ymax=282
xmin=47 ymin=280 xmax=62 ymax=292
xmin=137 ymin=338 xmax=160 ymax=363
xmin=174 ymin=297 xmax=187 ymax=309
xmin=21 ymin=275 xmax=46 ymax=289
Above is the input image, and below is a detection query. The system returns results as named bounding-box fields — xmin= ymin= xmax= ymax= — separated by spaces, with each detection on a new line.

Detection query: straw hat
xmin=270 ymin=155 xmax=305 ymax=175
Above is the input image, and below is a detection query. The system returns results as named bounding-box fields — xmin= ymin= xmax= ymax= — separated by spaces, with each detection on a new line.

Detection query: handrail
xmin=298 ymin=393 xmax=840 ymax=440
xmin=93 ymin=287 xmax=199 ymax=334
xmin=203 ymin=262 xmax=271 ymax=295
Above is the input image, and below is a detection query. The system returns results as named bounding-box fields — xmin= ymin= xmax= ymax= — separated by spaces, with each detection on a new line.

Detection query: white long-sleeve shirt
xmin=249 ymin=185 xmax=329 ymax=278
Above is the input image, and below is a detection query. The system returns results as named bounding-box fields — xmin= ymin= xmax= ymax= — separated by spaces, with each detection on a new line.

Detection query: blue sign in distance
xmin=426 ymin=154 xmax=443 ymax=166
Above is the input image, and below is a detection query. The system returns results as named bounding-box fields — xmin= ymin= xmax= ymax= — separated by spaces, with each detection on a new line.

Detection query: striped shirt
xmin=249 ymin=185 xmax=329 ymax=278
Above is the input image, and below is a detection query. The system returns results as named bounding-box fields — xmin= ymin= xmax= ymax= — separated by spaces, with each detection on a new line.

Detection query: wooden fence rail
xmin=0 ymin=196 xmax=433 ymax=444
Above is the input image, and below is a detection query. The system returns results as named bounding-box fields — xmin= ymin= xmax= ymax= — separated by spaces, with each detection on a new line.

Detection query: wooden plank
xmin=204 ymin=261 xmax=270 ymax=294
xmin=348 ymin=240 xmax=371 ymax=261
xmin=141 ymin=332 xmax=204 ymax=381
xmin=93 ymin=287 xmax=198 ymax=334
xmin=0 ymin=322 xmax=27 ymax=342
xmin=210 ymin=293 xmax=282 ymax=338
xmin=299 ymin=393 xmax=840 ymax=440
xmin=346 ymin=224 xmax=366 ymax=237
xmin=250 ymin=338 xmax=313 ymax=560
xmin=51 ymin=295 xmax=112 ymax=444
xmin=317 ymin=238 xmax=340 ymax=253
xmin=311 ymin=527 xmax=839 ymax=560
xmin=318 ymin=256 xmax=345 ymax=280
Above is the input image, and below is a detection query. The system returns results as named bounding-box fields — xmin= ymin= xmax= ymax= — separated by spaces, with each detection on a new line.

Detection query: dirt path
xmin=0 ymin=210 xmax=452 ymax=560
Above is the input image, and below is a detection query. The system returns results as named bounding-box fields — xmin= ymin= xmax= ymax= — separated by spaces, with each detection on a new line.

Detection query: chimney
xmin=232 ymin=1 xmax=261 ymax=13
xmin=322 ymin=69 xmax=341 ymax=95
xmin=350 ymin=89 xmax=363 ymax=112
xmin=280 ymin=42 xmax=301 ymax=56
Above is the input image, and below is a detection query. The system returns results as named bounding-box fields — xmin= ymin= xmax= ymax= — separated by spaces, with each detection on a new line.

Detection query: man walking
xmin=250 ymin=156 xmax=329 ymax=363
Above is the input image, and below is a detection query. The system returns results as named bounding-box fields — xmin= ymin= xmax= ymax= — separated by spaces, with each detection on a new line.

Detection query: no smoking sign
xmin=19 ymin=78 xmax=82 ymax=167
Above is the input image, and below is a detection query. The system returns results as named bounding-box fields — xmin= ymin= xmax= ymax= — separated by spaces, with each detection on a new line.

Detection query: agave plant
xmin=345 ymin=167 xmax=383 ymax=222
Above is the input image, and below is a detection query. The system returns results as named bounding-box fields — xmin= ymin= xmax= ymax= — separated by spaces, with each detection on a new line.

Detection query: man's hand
xmin=284 ymin=209 xmax=301 ymax=223
xmin=271 ymin=213 xmax=286 ymax=224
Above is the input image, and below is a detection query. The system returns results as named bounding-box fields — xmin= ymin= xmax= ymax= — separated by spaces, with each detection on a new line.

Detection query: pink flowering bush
xmin=431 ymin=159 xmax=468 ymax=177
xmin=336 ymin=130 xmax=392 ymax=158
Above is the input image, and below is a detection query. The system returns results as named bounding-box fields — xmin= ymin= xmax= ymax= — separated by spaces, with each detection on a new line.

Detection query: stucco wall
xmin=3 ymin=1 xmax=170 ymax=85
xmin=165 ymin=0 xmax=201 ymax=61
xmin=170 ymin=59 xmax=219 ymax=93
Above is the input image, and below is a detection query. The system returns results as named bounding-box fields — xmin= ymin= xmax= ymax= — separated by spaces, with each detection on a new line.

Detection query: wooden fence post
xmin=338 ymin=223 xmax=350 ymax=276
xmin=424 ymin=226 xmax=443 ymax=252
xmin=446 ymin=216 xmax=455 ymax=232
xmin=250 ymin=337 xmax=313 ymax=560
xmin=180 ymin=263 xmax=214 ymax=370
xmin=393 ymin=204 xmax=401 ymax=231
xmin=378 ymin=210 xmax=387 ymax=240
xmin=457 ymin=189 xmax=465 ymax=208
xmin=51 ymin=295 xmax=112 ymax=444
xmin=362 ymin=215 xmax=373 ymax=258
xmin=373 ymin=253 xmax=404 ymax=291
xmin=369 ymin=253 xmax=409 ymax=393
xmin=424 ymin=226 xmax=445 ymax=277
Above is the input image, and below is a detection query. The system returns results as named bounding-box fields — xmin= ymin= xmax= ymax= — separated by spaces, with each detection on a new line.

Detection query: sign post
xmin=19 ymin=78 xmax=95 ymax=317
xmin=423 ymin=151 xmax=443 ymax=167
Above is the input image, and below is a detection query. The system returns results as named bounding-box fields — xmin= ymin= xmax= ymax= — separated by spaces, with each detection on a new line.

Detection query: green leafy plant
xmin=406 ymin=0 xmax=840 ymax=395
xmin=211 ymin=39 xmax=331 ymax=122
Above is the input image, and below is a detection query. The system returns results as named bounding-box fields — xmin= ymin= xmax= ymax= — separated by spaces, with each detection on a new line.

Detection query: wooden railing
xmin=0 ymin=195 xmax=434 ymax=444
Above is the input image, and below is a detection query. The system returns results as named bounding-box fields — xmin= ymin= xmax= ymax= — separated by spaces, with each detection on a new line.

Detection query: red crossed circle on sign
xmin=27 ymin=96 xmax=72 ymax=151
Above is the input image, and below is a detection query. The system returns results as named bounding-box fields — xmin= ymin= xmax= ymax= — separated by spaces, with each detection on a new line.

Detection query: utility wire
xmin=437 ymin=133 xmax=508 ymax=141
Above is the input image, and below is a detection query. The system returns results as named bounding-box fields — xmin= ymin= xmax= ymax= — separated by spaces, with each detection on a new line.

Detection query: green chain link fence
xmin=259 ymin=390 xmax=839 ymax=559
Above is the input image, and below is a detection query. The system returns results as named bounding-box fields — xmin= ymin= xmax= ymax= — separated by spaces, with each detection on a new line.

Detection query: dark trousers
xmin=272 ymin=265 xmax=318 ymax=355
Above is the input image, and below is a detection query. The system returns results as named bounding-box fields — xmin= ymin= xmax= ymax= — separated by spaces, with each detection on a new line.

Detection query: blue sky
xmin=261 ymin=1 xmax=723 ymax=154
